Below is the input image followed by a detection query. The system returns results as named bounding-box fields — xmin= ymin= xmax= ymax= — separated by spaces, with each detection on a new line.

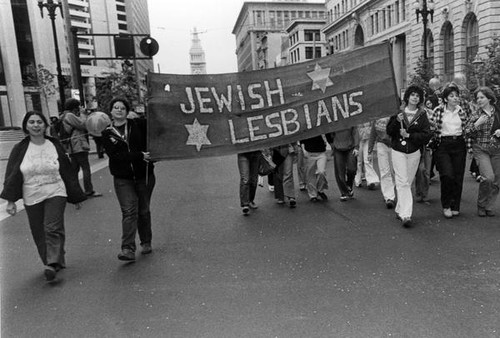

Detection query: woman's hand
xmin=396 ymin=113 xmax=404 ymax=122
xmin=142 ymin=152 xmax=151 ymax=162
xmin=475 ymin=114 xmax=489 ymax=128
xmin=400 ymin=128 xmax=410 ymax=138
xmin=494 ymin=129 xmax=500 ymax=138
xmin=6 ymin=201 xmax=16 ymax=216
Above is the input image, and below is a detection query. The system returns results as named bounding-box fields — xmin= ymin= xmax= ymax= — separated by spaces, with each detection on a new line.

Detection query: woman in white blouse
xmin=1 ymin=111 xmax=85 ymax=282
xmin=430 ymin=83 xmax=469 ymax=218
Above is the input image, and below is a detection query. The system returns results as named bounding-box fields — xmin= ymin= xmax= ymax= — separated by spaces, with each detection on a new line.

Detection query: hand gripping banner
xmin=147 ymin=42 xmax=399 ymax=160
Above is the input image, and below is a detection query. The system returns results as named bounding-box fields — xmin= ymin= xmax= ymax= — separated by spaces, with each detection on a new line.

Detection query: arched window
xmin=426 ymin=30 xmax=434 ymax=71
xmin=443 ymin=22 xmax=454 ymax=82
xmin=465 ymin=14 xmax=479 ymax=62
xmin=354 ymin=25 xmax=364 ymax=47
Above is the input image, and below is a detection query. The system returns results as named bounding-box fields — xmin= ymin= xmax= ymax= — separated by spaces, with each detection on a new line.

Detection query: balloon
xmin=86 ymin=111 xmax=111 ymax=137
xmin=453 ymin=72 xmax=466 ymax=86
xmin=429 ymin=77 xmax=441 ymax=91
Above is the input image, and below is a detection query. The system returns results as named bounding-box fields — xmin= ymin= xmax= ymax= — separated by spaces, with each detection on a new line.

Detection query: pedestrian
xmin=386 ymin=85 xmax=432 ymax=227
xmin=300 ymin=135 xmax=329 ymax=202
xmin=430 ymin=83 xmax=469 ymax=218
xmin=101 ymin=97 xmax=156 ymax=261
xmin=355 ymin=121 xmax=380 ymax=189
xmin=272 ymin=144 xmax=297 ymax=208
xmin=368 ymin=116 xmax=396 ymax=208
xmin=296 ymin=142 xmax=307 ymax=191
xmin=326 ymin=127 xmax=359 ymax=201
xmin=62 ymin=98 xmax=102 ymax=197
xmin=465 ymin=86 xmax=500 ymax=217
xmin=237 ymin=150 xmax=260 ymax=215
xmin=1 ymin=111 xmax=86 ymax=281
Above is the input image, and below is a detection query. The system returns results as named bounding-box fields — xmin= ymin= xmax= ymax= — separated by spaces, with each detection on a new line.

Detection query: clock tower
xmin=190 ymin=27 xmax=207 ymax=75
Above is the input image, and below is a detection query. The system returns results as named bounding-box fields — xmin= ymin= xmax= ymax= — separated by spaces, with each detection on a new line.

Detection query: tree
xmin=469 ymin=37 xmax=500 ymax=99
xmin=94 ymin=61 xmax=140 ymax=114
xmin=408 ymin=57 xmax=435 ymax=97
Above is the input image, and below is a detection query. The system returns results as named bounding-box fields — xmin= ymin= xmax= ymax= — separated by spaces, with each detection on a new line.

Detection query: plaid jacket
xmin=430 ymin=105 xmax=470 ymax=149
xmin=465 ymin=106 xmax=500 ymax=147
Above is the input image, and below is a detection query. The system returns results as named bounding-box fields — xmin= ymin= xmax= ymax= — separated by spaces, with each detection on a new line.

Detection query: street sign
xmin=140 ymin=37 xmax=159 ymax=57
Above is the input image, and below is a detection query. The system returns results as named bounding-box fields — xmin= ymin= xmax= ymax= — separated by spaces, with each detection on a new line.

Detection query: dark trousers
xmin=70 ymin=152 xmax=93 ymax=194
xmin=25 ymin=196 xmax=67 ymax=268
xmin=434 ymin=137 xmax=467 ymax=211
xmin=237 ymin=151 xmax=260 ymax=207
xmin=114 ymin=175 xmax=156 ymax=252
xmin=333 ymin=148 xmax=357 ymax=195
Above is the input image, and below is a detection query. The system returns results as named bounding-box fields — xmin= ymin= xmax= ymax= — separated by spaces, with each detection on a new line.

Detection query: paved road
xmin=1 ymin=154 xmax=500 ymax=337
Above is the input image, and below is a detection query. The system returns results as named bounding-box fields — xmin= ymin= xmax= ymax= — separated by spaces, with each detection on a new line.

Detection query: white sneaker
xmin=443 ymin=208 xmax=453 ymax=218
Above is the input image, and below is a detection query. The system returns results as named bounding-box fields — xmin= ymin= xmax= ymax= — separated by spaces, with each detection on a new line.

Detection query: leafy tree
xmin=408 ymin=57 xmax=435 ymax=97
xmin=468 ymin=37 xmax=500 ymax=99
xmin=94 ymin=61 xmax=139 ymax=114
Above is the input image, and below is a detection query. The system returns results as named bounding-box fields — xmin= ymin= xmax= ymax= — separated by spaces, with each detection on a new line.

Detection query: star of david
xmin=307 ymin=63 xmax=333 ymax=93
xmin=185 ymin=118 xmax=211 ymax=151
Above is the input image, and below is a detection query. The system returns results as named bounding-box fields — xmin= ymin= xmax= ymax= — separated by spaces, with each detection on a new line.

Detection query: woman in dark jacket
xmin=386 ymin=85 xmax=432 ymax=227
xmin=101 ymin=97 xmax=155 ymax=261
xmin=1 ymin=111 xmax=86 ymax=281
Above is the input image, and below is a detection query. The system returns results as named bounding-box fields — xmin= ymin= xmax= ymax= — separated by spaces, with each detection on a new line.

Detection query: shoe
xmin=299 ymin=184 xmax=306 ymax=191
xmin=395 ymin=213 xmax=402 ymax=221
xmin=443 ymin=208 xmax=453 ymax=218
xmin=44 ymin=266 xmax=56 ymax=281
xmin=401 ymin=217 xmax=412 ymax=228
xmin=476 ymin=175 xmax=484 ymax=182
xmin=471 ymin=171 xmax=477 ymax=178
xmin=268 ymin=186 xmax=274 ymax=192
xmin=451 ymin=210 xmax=460 ymax=216
xmin=385 ymin=199 xmax=395 ymax=209
xmin=289 ymin=198 xmax=296 ymax=208
xmin=310 ymin=197 xmax=318 ymax=202
xmin=86 ymin=191 xmax=103 ymax=197
xmin=317 ymin=191 xmax=328 ymax=201
xmin=242 ymin=206 xmax=250 ymax=215
xmin=368 ymin=183 xmax=377 ymax=190
xmin=347 ymin=189 xmax=354 ymax=199
xmin=277 ymin=199 xmax=285 ymax=205
xmin=478 ymin=208 xmax=487 ymax=217
xmin=118 ymin=248 xmax=135 ymax=261
xmin=340 ymin=195 xmax=348 ymax=202
xmin=141 ymin=243 xmax=152 ymax=255
xmin=486 ymin=210 xmax=496 ymax=217
xmin=415 ymin=196 xmax=424 ymax=203
xmin=249 ymin=202 xmax=258 ymax=209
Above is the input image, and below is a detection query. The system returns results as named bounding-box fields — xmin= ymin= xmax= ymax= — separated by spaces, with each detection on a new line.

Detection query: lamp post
xmin=414 ymin=0 xmax=435 ymax=60
xmin=37 ymin=0 xmax=66 ymax=109
xmin=472 ymin=55 xmax=485 ymax=87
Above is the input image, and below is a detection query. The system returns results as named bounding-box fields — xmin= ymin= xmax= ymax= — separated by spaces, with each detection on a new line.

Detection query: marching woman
xmin=102 ymin=97 xmax=156 ymax=261
xmin=386 ymin=85 xmax=432 ymax=227
xmin=465 ymin=86 xmax=500 ymax=217
xmin=1 ymin=111 xmax=86 ymax=281
xmin=430 ymin=83 xmax=469 ymax=218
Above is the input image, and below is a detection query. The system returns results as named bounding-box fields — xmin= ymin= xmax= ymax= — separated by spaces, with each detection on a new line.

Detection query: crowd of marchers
xmin=237 ymin=83 xmax=500 ymax=229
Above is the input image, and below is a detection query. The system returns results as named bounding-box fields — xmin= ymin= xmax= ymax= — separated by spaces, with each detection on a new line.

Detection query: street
xmin=1 ymin=154 xmax=500 ymax=337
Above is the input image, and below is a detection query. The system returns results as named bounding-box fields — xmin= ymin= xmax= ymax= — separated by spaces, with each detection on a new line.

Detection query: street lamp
xmin=37 ymin=0 xmax=66 ymax=109
xmin=472 ymin=54 xmax=485 ymax=86
xmin=414 ymin=0 xmax=435 ymax=60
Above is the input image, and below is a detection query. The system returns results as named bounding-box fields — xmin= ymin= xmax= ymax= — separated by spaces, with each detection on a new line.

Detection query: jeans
xmin=355 ymin=139 xmax=380 ymax=186
xmin=296 ymin=147 xmax=307 ymax=187
xmin=434 ymin=138 xmax=467 ymax=210
xmin=25 ymin=196 xmax=67 ymax=268
xmin=473 ymin=143 xmax=500 ymax=211
xmin=333 ymin=148 xmax=357 ymax=196
xmin=274 ymin=150 xmax=296 ymax=201
xmin=376 ymin=142 xmax=396 ymax=202
xmin=304 ymin=150 xmax=328 ymax=198
xmin=237 ymin=151 xmax=260 ymax=207
xmin=415 ymin=147 xmax=432 ymax=200
xmin=70 ymin=151 xmax=93 ymax=194
xmin=114 ymin=175 xmax=156 ymax=251
xmin=392 ymin=149 xmax=421 ymax=219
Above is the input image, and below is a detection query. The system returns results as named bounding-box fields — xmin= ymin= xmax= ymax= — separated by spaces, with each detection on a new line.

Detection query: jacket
xmin=101 ymin=118 xmax=154 ymax=180
xmin=0 ymin=136 xmax=87 ymax=204
xmin=386 ymin=106 xmax=432 ymax=154
xmin=326 ymin=127 xmax=359 ymax=151
xmin=62 ymin=110 xmax=90 ymax=154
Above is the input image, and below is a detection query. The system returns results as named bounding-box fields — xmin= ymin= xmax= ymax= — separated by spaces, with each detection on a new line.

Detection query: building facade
xmin=232 ymin=1 xmax=327 ymax=71
xmin=0 ymin=0 xmax=153 ymax=127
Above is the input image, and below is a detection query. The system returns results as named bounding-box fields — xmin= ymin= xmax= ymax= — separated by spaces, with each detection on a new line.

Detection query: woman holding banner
xmin=102 ymin=97 xmax=156 ymax=261
xmin=386 ymin=85 xmax=432 ymax=228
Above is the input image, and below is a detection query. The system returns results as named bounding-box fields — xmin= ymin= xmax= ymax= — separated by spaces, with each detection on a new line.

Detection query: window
xmin=269 ymin=11 xmax=276 ymax=27
xmin=118 ymin=23 xmax=128 ymax=31
xmin=466 ymin=15 xmax=479 ymax=62
xmin=117 ymin=14 xmax=126 ymax=21
xmin=443 ymin=23 xmax=454 ymax=81
xmin=375 ymin=12 xmax=379 ymax=33
xmin=395 ymin=1 xmax=400 ymax=23
xmin=116 ymin=4 xmax=125 ymax=12
xmin=304 ymin=30 xmax=320 ymax=41
xmin=387 ymin=5 xmax=392 ymax=27
xmin=305 ymin=47 xmax=313 ymax=59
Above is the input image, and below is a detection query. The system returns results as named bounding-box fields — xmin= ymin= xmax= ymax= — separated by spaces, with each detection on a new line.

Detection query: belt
xmin=441 ymin=135 xmax=462 ymax=140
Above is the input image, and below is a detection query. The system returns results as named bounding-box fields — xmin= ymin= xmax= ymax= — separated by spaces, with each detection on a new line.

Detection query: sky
xmin=148 ymin=0 xmax=323 ymax=75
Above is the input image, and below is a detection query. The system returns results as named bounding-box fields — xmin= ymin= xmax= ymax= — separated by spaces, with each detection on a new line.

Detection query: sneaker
xmin=476 ymin=175 xmax=484 ymax=182
xmin=340 ymin=195 xmax=348 ymax=202
xmin=268 ymin=185 xmax=275 ymax=192
xmin=486 ymin=210 xmax=496 ymax=217
xmin=478 ymin=207 xmax=487 ymax=217
xmin=118 ymin=248 xmax=136 ymax=261
xmin=299 ymin=184 xmax=306 ymax=191
xmin=368 ymin=183 xmax=377 ymax=190
xmin=401 ymin=217 xmax=412 ymax=228
xmin=310 ymin=197 xmax=318 ymax=202
xmin=86 ymin=191 xmax=103 ymax=197
xmin=277 ymin=199 xmax=285 ymax=205
xmin=249 ymin=202 xmax=258 ymax=209
xmin=317 ymin=191 xmax=328 ymax=201
xmin=347 ymin=189 xmax=354 ymax=199
xmin=289 ymin=198 xmax=297 ymax=208
xmin=242 ymin=206 xmax=250 ymax=215
xmin=141 ymin=243 xmax=152 ymax=255
xmin=385 ymin=199 xmax=395 ymax=209
xmin=451 ymin=210 xmax=460 ymax=216
xmin=44 ymin=266 xmax=56 ymax=281
xmin=443 ymin=208 xmax=453 ymax=218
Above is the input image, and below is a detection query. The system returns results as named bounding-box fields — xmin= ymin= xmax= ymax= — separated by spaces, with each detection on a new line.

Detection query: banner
xmin=147 ymin=42 xmax=399 ymax=160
